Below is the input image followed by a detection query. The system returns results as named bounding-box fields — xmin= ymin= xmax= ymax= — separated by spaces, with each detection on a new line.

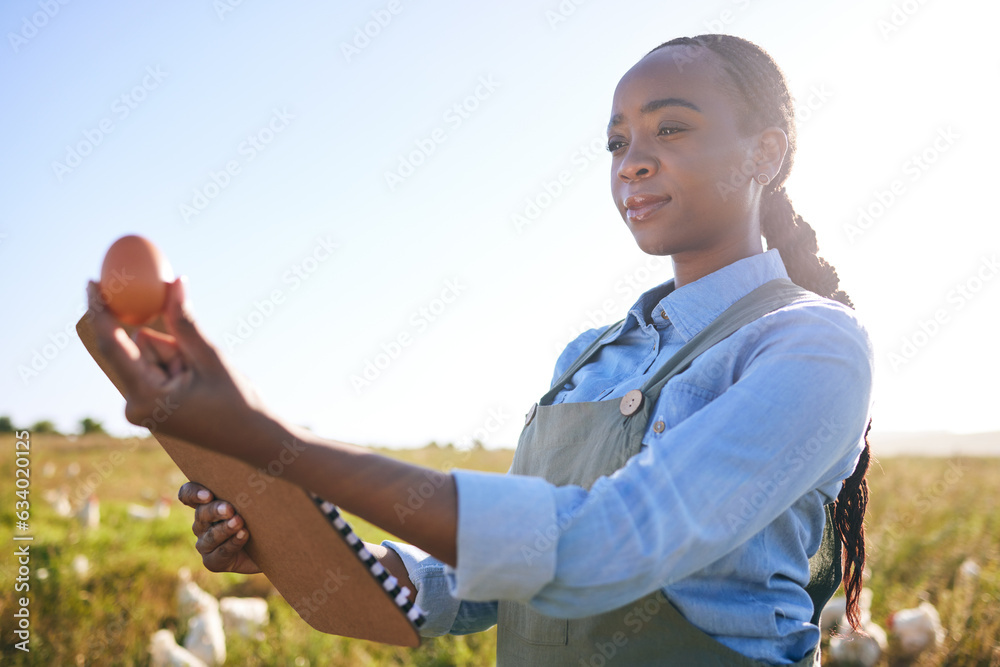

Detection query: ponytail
xmin=760 ymin=187 xmax=852 ymax=308
xmin=760 ymin=184 xmax=871 ymax=631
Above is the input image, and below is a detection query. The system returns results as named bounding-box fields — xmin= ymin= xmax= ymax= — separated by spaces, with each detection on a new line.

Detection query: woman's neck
xmin=670 ymin=235 xmax=765 ymax=289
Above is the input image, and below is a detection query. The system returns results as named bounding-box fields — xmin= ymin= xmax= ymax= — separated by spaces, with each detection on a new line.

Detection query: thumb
xmin=163 ymin=277 xmax=221 ymax=371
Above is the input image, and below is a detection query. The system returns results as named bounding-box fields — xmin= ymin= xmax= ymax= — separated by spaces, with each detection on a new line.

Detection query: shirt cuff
xmin=381 ymin=540 xmax=462 ymax=637
xmin=445 ymin=468 xmax=559 ymax=602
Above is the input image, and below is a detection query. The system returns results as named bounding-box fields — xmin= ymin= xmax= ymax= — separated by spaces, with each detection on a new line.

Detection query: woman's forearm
xmin=193 ymin=408 xmax=458 ymax=567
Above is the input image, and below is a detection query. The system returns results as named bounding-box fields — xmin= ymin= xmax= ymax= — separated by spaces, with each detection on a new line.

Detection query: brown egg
xmin=99 ymin=235 xmax=174 ymax=325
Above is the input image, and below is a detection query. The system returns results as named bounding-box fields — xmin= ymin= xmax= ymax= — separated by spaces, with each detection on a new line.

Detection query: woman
xmin=87 ymin=34 xmax=873 ymax=665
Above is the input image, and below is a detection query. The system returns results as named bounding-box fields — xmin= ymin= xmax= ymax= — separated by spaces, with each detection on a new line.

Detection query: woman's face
xmin=608 ymin=46 xmax=764 ymax=258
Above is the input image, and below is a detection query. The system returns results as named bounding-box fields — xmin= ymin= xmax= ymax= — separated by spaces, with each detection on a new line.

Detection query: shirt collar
xmin=618 ymin=249 xmax=791 ymax=342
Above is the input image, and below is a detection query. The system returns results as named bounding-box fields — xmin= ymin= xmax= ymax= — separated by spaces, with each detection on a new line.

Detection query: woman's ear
xmin=753 ymin=127 xmax=788 ymax=184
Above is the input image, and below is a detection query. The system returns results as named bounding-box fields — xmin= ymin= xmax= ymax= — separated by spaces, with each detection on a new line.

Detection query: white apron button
xmin=619 ymin=389 xmax=644 ymax=416
xmin=525 ymin=402 xmax=538 ymax=426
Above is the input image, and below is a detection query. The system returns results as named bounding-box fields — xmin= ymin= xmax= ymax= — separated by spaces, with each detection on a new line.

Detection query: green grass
xmin=860 ymin=456 xmax=1000 ymax=666
xmin=1 ymin=435 xmax=997 ymax=665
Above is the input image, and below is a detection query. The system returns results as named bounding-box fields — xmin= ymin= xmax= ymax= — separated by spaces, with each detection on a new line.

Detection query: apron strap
xmin=539 ymin=318 xmax=626 ymax=406
xmin=640 ymin=278 xmax=818 ymax=403
xmin=540 ymin=278 xmax=818 ymax=408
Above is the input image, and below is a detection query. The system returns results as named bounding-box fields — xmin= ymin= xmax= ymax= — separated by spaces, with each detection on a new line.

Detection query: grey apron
xmin=497 ymin=279 xmax=837 ymax=666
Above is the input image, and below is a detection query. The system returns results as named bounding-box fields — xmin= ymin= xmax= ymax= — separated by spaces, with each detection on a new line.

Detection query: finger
xmin=86 ymin=278 xmax=112 ymax=315
xmin=195 ymin=511 xmax=244 ymax=554
xmin=178 ymin=482 xmax=213 ymax=508
xmin=192 ymin=500 xmax=236 ymax=536
xmin=133 ymin=335 xmax=171 ymax=384
xmin=133 ymin=327 xmax=184 ymax=374
xmin=162 ymin=277 xmax=224 ymax=373
xmin=200 ymin=528 xmax=250 ymax=573
xmin=86 ymin=281 xmax=149 ymax=390
xmin=134 ymin=327 xmax=180 ymax=360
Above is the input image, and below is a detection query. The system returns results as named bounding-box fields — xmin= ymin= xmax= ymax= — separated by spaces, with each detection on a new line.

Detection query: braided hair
xmin=648 ymin=34 xmax=872 ymax=631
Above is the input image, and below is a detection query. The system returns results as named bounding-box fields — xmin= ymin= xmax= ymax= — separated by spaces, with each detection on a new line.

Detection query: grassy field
xmin=0 ymin=434 xmax=997 ymax=666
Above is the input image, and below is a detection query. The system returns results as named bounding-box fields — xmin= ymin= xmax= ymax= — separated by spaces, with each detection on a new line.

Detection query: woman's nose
xmin=616 ymin=144 xmax=658 ymax=182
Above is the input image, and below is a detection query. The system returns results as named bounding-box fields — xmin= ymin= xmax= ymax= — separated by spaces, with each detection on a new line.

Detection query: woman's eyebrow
xmin=607 ymin=97 xmax=702 ymax=132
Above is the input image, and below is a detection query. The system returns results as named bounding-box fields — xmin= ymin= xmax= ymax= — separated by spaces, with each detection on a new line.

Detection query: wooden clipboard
xmin=76 ymin=315 xmax=423 ymax=647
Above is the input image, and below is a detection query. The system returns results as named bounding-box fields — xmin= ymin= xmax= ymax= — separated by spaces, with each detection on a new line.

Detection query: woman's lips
xmin=624 ymin=194 xmax=671 ymax=222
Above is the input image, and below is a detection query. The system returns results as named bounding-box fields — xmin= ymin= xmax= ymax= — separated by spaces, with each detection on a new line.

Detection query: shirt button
xmin=619 ymin=389 xmax=644 ymax=416
xmin=653 ymin=420 xmax=665 ymax=433
xmin=524 ymin=402 xmax=538 ymax=426
xmin=660 ymin=309 xmax=668 ymax=320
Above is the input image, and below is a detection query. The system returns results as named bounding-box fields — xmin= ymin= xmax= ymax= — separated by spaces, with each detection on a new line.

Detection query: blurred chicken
xmin=42 ymin=486 xmax=73 ymax=517
xmin=128 ymin=495 xmax=172 ymax=520
xmin=950 ymin=558 xmax=981 ymax=639
xmin=888 ymin=601 xmax=945 ymax=662
xmin=77 ymin=494 xmax=100 ymax=529
xmin=149 ymin=629 xmax=208 ymax=667
xmin=184 ymin=596 xmax=226 ymax=666
xmin=220 ymin=596 xmax=269 ymax=639
xmin=71 ymin=554 xmax=90 ymax=580
xmin=956 ymin=558 xmax=980 ymax=585
xmin=828 ymin=614 xmax=888 ymax=667
xmin=176 ymin=567 xmax=217 ymax=627
xmin=820 ymin=587 xmax=873 ymax=635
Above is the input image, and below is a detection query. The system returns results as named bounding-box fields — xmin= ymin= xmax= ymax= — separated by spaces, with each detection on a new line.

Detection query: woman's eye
xmin=606 ymin=139 xmax=626 ymax=153
xmin=658 ymin=126 xmax=685 ymax=136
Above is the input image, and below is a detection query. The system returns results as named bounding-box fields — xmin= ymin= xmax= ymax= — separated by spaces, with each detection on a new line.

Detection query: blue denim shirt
xmin=384 ymin=249 xmax=874 ymax=665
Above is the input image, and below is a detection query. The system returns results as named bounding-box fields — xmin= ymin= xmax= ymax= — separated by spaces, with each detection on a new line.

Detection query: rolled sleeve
xmin=381 ymin=540 xmax=462 ymax=637
xmin=445 ymin=469 xmax=560 ymax=603
xmin=382 ymin=540 xmax=500 ymax=636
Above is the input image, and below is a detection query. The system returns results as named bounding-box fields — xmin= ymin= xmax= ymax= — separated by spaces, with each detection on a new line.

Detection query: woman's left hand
xmin=85 ymin=277 xmax=270 ymax=448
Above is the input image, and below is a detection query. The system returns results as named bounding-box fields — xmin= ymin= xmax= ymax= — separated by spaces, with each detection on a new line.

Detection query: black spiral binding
xmin=309 ymin=492 xmax=427 ymax=630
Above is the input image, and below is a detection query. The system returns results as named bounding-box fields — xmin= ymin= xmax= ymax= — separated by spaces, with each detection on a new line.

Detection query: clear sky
xmin=2 ymin=0 xmax=998 ymax=447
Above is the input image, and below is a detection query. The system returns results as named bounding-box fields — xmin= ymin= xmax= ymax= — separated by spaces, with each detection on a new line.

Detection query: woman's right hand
xmin=178 ymin=482 xmax=262 ymax=575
